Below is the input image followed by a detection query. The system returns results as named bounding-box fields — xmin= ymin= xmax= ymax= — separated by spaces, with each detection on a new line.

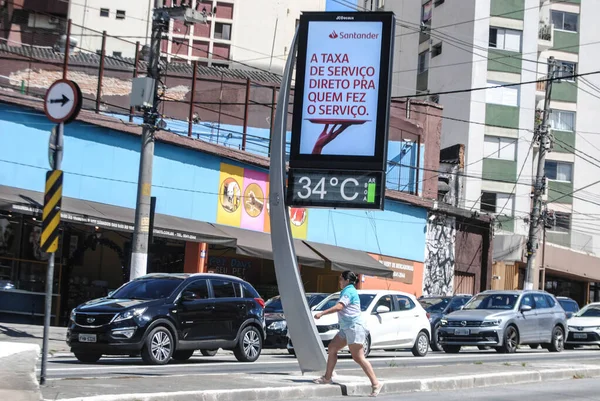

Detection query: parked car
xmin=566 ymin=302 xmax=600 ymax=349
xmin=557 ymin=296 xmax=580 ymax=318
xmin=264 ymin=293 xmax=328 ymax=350
xmin=66 ymin=273 xmax=266 ymax=365
xmin=287 ymin=290 xmax=431 ymax=357
xmin=437 ymin=290 xmax=567 ymax=354
xmin=419 ymin=294 xmax=472 ymax=351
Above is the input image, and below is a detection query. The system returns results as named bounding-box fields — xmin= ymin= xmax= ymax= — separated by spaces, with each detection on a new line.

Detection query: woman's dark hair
xmin=341 ymin=270 xmax=358 ymax=285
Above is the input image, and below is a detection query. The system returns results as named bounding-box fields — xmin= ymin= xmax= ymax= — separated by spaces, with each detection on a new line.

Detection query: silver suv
xmin=437 ymin=290 xmax=567 ymax=354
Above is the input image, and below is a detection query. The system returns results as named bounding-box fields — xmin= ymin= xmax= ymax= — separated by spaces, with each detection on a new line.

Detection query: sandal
xmin=370 ymin=382 xmax=384 ymax=397
xmin=313 ymin=376 xmax=333 ymax=384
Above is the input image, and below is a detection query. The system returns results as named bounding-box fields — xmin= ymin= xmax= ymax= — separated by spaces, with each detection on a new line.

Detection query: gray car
xmin=437 ymin=290 xmax=567 ymax=354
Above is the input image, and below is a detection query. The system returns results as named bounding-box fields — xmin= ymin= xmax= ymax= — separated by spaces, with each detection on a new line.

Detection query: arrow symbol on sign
xmin=49 ymin=94 xmax=70 ymax=107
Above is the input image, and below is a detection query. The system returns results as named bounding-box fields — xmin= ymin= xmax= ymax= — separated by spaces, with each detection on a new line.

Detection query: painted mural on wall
xmin=216 ymin=163 xmax=309 ymax=239
xmin=423 ymin=215 xmax=456 ymax=296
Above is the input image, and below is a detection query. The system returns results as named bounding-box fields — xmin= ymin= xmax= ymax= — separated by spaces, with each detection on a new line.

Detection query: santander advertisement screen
xmin=299 ymin=20 xmax=383 ymax=157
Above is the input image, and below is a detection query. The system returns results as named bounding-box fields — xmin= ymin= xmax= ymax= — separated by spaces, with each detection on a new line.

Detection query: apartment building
xmin=68 ymin=0 xmax=327 ymax=72
xmin=411 ymin=0 xmax=600 ymax=302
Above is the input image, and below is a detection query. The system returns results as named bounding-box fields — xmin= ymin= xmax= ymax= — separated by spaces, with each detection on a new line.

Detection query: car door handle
xmin=414 ymin=314 xmax=420 ymax=317
xmin=204 ymin=305 xmax=215 ymax=310
xmin=394 ymin=316 xmax=400 ymax=319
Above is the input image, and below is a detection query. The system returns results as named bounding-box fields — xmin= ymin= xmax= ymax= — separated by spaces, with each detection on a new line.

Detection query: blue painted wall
xmin=0 ymin=103 xmax=426 ymax=262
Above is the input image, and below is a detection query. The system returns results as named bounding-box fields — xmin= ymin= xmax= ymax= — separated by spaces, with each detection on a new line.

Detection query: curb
xmin=44 ymin=365 xmax=600 ymax=401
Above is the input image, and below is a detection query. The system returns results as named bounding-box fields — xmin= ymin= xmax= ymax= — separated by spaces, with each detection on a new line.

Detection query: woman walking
xmin=313 ymin=270 xmax=383 ymax=397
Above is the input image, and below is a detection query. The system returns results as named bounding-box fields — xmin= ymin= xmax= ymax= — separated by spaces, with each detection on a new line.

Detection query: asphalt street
xmin=40 ymin=347 xmax=600 ymax=380
xmin=292 ymin=377 xmax=600 ymax=401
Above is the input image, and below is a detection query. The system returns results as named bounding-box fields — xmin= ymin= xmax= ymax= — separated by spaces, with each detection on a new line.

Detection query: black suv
xmin=66 ymin=273 xmax=266 ymax=365
xmin=419 ymin=294 xmax=472 ymax=351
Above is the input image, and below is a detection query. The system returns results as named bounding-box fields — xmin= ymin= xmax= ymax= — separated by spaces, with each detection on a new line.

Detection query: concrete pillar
xmin=184 ymin=242 xmax=208 ymax=274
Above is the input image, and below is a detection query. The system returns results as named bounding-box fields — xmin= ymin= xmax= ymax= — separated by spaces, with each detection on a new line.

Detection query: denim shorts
xmin=338 ymin=323 xmax=369 ymax=345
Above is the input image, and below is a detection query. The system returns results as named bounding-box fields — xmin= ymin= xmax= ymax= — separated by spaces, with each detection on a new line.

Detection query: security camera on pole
xmin=129 ymin=1 xmax=207 ymax=280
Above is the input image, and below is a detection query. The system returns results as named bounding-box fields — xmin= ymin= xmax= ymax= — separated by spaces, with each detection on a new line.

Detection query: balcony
xmin=538 ymin=22 xmax=554 ymax=51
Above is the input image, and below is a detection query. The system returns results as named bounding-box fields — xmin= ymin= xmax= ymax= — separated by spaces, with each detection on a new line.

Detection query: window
xmin=112 ymin=51 xmax=122 ymax=58
xmin=533 ymin=294 xmax=550 ymax=309
xmin=549 ymin=110 xmax=575 ymax=131
xmin=549 ymin=211 xmax=571 ymax=233
xmin=544 ymin=294 xmax=556 ymax=308
xmin=545 ymin=161 xmax=573 ymax=182
xmin=394 ymin=295 xmax=416 ymax=310
xmin=484 ymin=136 xmax=516 ymax=160
xmin=110 ymin=278 xmax=183 ymax=300
xmin=374 ymin=295 xmax=394 ymax=312
xmin=481 ymin=192 xmax=514 ymax=214
xmin=557 ymin=61 xmax=577 ymax=81
xmin=242 ymin=282 xmax=259 ymax=298
xmin=432 ymin=43 xmax=442 ymax=57
xmin=214 ymin=23 xmax=232 ymax=40
xmin=116 ymin=10 xmax=126 ymax=20
xmin=182 ymin=280 xmax=209 ymax=300
xmin=489 ymin=27 xmax=522 ymax=52
xmin=100 ymin=8 xmax=109 ymax=17
xmin=520 ymin=294 xmax=536 ymax=309
xmin=486 ymin=81 xmax=519 ymax=107
xmin=551 ymin=10 xmax=578 ymax=32
xmin=434 ymin=0 xmax=444 ymax=6
xmin=211 ymin=279 xmax=236 ymax=298
xmin=418 ymin=51 xmax=429 ymax=74
xmin=314 ymin=294 xmax=375 ymax=312
xmin=422 ymin=1 xmax=432 ymax=23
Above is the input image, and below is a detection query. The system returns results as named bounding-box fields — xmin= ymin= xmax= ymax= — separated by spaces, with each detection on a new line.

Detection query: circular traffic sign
xmin=44 ymin=79 xmax=82 ymax=124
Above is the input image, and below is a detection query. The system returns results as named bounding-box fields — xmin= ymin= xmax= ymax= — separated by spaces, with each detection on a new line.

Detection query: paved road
xmin=40 ymin=347 xmax=600 ymax=380
xmin=296 ymin=377 xmax=600 ymax=401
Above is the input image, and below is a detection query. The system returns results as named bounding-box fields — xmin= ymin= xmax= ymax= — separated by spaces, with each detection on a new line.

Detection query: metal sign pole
xmin=269 ymin=30 xmax=327 ymax=374
xmin=40 ymin=122 xmax=63 ymax=385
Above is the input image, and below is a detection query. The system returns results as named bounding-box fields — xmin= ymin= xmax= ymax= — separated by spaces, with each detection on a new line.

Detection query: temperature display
xmin=286 ymin=170 xmax=384 ymax=210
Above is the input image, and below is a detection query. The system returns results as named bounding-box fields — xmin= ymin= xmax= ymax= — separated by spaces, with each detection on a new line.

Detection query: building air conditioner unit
xmin=49 ymin=16 xmax=60 ymax=25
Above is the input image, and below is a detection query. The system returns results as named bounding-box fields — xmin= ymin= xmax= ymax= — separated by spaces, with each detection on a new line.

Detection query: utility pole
xmin=130 ymin=0 xmax=207 ymax=280
xmin=524 ymin=56 xmax=557 ymax=290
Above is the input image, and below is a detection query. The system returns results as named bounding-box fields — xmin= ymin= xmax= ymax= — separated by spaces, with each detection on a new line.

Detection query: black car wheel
xmin=201 ymin=349 xmax=218 ymax=357
xmin=548 ymin=326 xmax=564 ymax=352
xmin=412 ymin=331 xmax=429 ymax=357
xmin=442 ymin=345 xmax=461 ymax=354
xmin=431 ymin=324 xmax=443 ymax=352
xmin=234 ymin=326 xmax=262 ymax=362
xmin=499 ymin=325 xmax=518 ymax=354
xmin=141 ymin=326 xmax=174 ymax=365
xmin=73 ymin=352 xmax=102 ymax=363
xmin=172 ymin=350 xmax=195 ymax=361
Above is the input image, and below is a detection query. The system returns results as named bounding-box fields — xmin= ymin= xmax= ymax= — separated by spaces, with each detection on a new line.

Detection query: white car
xmin=287 ymin=290 xmax=431 ymax=357
xmin=566 ymin=302 xmax=600 ymax=348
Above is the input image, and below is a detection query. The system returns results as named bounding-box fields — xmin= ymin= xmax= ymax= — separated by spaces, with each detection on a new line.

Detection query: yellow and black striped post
xmin=40 ymin=169 xmax=63 ymax=253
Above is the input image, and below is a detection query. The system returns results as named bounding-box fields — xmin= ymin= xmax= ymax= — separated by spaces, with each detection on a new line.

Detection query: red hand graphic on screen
xmin=312 ymin=123 xmax=351 ymax=154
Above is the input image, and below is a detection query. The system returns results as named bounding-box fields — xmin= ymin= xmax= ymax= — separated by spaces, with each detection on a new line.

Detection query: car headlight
xmin=114 ymin=307 xmax=147 ymax=322
xmin=327 ymin=324 xmax=340 ymax=331
xmin=481 ymin=319 xmax=502 ymax=327
xmin=440 ymin=319 xmax=448 ymax=327
xmin=70 ymin=309 xmax=76 ymax=322
xmin=268 ymin=321 xmax=287 ymax=331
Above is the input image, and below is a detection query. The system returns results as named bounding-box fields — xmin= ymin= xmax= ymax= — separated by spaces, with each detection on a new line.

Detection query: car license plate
xmin=574 ymin=333 xmax=587 ymax=339
xmin=454 ymin=328 xmax=470 ymax=336
xmin=78 ymin=334 xmax=97 ymax=343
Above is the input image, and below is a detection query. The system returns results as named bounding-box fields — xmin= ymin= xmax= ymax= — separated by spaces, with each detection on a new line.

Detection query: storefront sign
xmin=207 ymin=255 xmax=257 ymax=278
xmin=371 ymin=254 xmax=415 ymax=284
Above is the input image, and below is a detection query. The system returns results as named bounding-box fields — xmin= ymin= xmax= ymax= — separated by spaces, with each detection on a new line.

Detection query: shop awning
xmin=304 ymin=241 xmax=394 ymax=278
xmin=216 ymin=225 xmax=325 ymax=268
xmin=0 ymin=185 xmax=236 ymax=246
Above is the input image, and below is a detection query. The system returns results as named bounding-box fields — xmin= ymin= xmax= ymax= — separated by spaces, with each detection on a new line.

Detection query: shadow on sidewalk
xmin=0 ymin=324 xmax=37 ymax=340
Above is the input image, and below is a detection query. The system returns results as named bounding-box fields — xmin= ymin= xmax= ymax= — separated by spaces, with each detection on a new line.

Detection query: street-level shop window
xmin=549 ymin=110 xmax=575 ymax=131
xmin=551 ymin=10 xmax=578 ymax=32
xmin=480 ymin=192 xmax=514 ymax=215
xmin=418 ymin=51 xmax=429 ymax=74
xmin=100 ymin=8 xmax=109 ymax=17
xmin=545 ymin=160 xmax=573 ymax=182
xmin=547 ymin=211 xmax=571 ymax=233
xmin=489 ymin=27 xmax=521 ymax=52
xmin=214 ymin=23 xmax=232 ymax=40
xmin=483 ymin=136 xmax=516 ymax=161
xmin=116 ymin=10 xmax=126 ymax=20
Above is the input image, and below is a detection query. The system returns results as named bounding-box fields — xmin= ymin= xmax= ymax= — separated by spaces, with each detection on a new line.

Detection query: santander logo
xmin=328 ymin=30 xmax=379 ymax=40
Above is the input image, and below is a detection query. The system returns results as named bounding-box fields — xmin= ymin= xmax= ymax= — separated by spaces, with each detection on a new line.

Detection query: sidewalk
xmin=41 ymin=359 xmax=600 ymax=401
xmin=0 ymin=342 xmax=42 ymax=401
xmin=0 ymin=323 xmax=69 ymax=355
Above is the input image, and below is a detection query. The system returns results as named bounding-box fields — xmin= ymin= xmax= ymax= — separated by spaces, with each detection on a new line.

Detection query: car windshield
xmin=419 ymin=297 xmax=449 ymax=313
xmin=264 ymin=294 xmax=326 ymax=313
xmin=109 ymin=278 xmax=182 ymax=300
xmin=559 ymin=300 xmax=579 ymax=313
xmin=463 ymin=293 xmax=519 ymax=310
xmin=575 ymin=305 xmax=600 ymax=317
xmin=314 ymin=294 xmax=375 ymax=312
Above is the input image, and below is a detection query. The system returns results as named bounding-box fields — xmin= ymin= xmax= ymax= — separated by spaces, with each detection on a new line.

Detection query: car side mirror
xmin=107 ymin=291 xmax=114 ymax=298
xmin=374 ymin=305 xmax=390 ymax=314
xmin=182 ymin=291 xmax=196 ymax=302
xmin=520 ymin=305 xmax=532 ymax=313
xmin=566 ymin=312 xmax=573 ymax=319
